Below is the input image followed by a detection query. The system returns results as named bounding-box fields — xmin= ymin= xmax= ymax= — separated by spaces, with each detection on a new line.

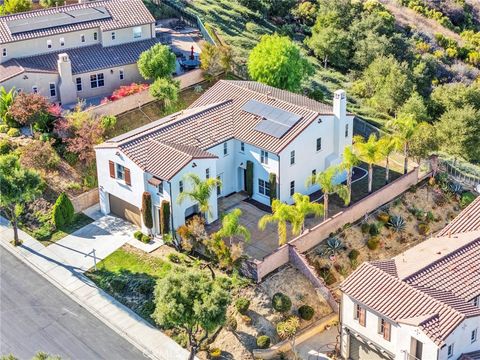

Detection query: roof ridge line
xmin=222 ymin=80 xmax=320 ymax=118
xmin=0 ymin=0 xmax=110 ymax=19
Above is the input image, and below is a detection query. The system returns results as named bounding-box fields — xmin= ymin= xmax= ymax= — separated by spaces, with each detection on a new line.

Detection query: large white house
xmin=340 ymin=197 xmax=480 ymax=360
xmin=95 ymin=80 xmax=354 ymax=235
xmin=0 ymin=0 xmax=156 ymax=104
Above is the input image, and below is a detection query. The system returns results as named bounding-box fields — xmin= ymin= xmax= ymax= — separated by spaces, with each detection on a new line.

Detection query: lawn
xmin=48 ymin=213 xmax=94 ymax=244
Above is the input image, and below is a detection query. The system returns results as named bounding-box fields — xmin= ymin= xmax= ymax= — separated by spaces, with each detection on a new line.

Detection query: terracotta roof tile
xmin=0 ymin=0 xmax=154 ymax=43
xmin=438 ymin=196 xmax=480 ymax=236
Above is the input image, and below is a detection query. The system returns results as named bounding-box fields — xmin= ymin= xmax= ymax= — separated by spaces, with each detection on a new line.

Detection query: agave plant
xmin=448 ymin=182 xmax=463 ymax=195
xmin=319 ymin=236 xmax=344 ymax=258
xmin=388 ymin=215 xmax=406 ymax=233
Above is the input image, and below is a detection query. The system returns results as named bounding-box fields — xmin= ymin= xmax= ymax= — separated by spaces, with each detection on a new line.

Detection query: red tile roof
xmin=100 ymin=80 xmax=345 ymax=179
xmin=0 ymin=0 xmax=154 ymax=43
xmin=438 ymin=196 xmax=480 ymax=236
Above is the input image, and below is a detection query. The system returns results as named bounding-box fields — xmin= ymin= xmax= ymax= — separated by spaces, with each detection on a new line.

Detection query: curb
xmin=0 ymin=238 xmax=174 ymax=360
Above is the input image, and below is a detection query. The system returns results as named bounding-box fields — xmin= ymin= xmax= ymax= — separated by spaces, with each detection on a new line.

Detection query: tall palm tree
xmin=290 ymin=193 xmax=324 ymax=236
xmin=177 ymin=173 xmax=222 ymax=220
xmin=379 ymin=135 xmax=401 ymax=184
xmin=340 ymin=146 xmax=359 ymax=204
xmin=353 ymin=134 xmax=384 ymax=193
xmin=306 ymin=165 xmax=349 ymax=219
xmin=387 ymin=115 xmax=418 ymax=174
xmin=216 ymin=208 xmax=251 ymax=246
xmin=258 ymin=199 xmax=293 ymax=246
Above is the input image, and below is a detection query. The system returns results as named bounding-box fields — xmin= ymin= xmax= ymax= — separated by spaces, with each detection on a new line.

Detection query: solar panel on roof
xmin=6 ymin=7 xmax=111 ymax=35
xmin=242 ymin=99 xmax=301 ymax=138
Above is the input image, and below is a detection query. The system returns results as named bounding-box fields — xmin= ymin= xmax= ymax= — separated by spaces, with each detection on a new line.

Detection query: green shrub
xmin=0 ymin=139 xmax=12 ymax=155
xmin=51 ymin=193 xmax=74 ymax=228
xmin=256 ymin=335 xmax=271 ymax=349
xmin=142 ymin=192 xmax=153 ymax=230
xmin=241 ymin=314 xmax=252 ymax=325
xmin=315 ymin=265 xmax=337 ymax=285
xmin=226 ymin=316 xmax=237 ymax=332
xmin=109 ymin=277 xmax=127 ymax=293
xmin=377 ymin=212 xmax=390 ymax=223
xmin=460 ymin=191 xmax=475 ymax=208
xmin=167 ymin=253 xmax=181 ymax=263
xmin=7 ymin=128 xmax=20 ymax=137
xmin=64 ymin=152 xmax=79 ymax=166
xmin=361 ymin=222 xmax=370 ymax=234
xmin=298 ymin=305 xmax=315 ymax=320
xmin=272 ymin=292 xmax=292 ymax=312
xmin=418 ymin=223 xmax=430 ymax=236
xmin=33 ymin=223 xmax=54 ymax=241
xmin=160 ymin=200 xmax=170 ymax=235
xmin=209 ymin=348 xmax=221 ymax=358
xmin=367 ymin=237 xmax=380 ymax=250
xmin=0 ymin=124 xmax=9 ymax=133
xmin=141 ymin=234 xmax=151 ymax=243
xmin=134 ymin=230 xmax=143 ymax=240
xmin=235 ymin=297 xmax=250 ymax=314
xmin=369 ymin=223 xmax=379 ymax=236
xmin=246 ymin=160 xmax=254 ymax=196
xmin=348 ymin=249 xmax=360 ymax=262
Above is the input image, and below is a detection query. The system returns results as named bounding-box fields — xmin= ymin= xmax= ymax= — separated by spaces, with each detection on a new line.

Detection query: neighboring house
xmin=340 ymin=197 xmax=480 ymax=360
xmin=95 ymin=80 xmax=354 ymax=235
xmin=0 ymin=0 xmax=156 ymax=104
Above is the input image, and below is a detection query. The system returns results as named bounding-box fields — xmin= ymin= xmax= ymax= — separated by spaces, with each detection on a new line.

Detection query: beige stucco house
xmin=0 ymin=0 xmax=157 ymax=105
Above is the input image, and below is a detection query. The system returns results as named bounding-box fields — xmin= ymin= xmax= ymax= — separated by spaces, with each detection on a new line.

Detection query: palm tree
xmin=387 ymin=115 xmax=418 ymax=174
xmin=353 ymin=134 xmax=384 ymax=193
xmin=258 ymin=199 xmax=293 ymax=246
xmin=177 ymin=173 xmax=222 ymax=220
xmin=340 ymin=146 xmax=359 ymax=204
xmin=306 ymin=165 xmax=349 ymax=219
xmin=379 ymin=135 xmax=400 ymax=184
xmin=290 ymin=193 xmax=324 ymax=236
xmin=216 ymin=208 xmax=251 ymax=246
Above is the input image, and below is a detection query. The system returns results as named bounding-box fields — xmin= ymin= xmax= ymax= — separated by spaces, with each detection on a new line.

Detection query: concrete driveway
xmin=47 ymin=213 xmax=137 ymax=272
xmin=296 ymin=326 xmax=339 ymax=360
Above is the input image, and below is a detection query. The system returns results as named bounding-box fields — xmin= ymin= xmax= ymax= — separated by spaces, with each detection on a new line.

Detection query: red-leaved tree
xmin=101 ymin=83 xmax=148 ymax=104
xmin=8 ymin=92 xmax=50 ymax=130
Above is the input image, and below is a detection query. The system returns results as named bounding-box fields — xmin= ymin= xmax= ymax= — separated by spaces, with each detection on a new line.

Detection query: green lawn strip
xmin=48 ymin=213 xmax=94 ymax=243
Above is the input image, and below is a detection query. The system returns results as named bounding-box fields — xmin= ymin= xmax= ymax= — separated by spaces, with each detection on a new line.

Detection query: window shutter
xmin=384 ymin=322 xmax=391 ymax=341
xmin=124 ymin=167 xmax=131 ymax=186
xmin=359 ymin=308 xmax=366 ymax=326
xmin=109 ymin=161 xmax=115 ymax=178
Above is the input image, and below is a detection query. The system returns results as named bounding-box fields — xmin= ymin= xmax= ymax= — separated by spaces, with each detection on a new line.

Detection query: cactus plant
xmin=388 ymin=215 xmax=406 ymax=233
xmin=449 ymin=182 xmax=463 ymax=195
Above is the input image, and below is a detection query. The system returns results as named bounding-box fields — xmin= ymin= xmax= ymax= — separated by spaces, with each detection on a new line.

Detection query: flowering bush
xmin=101 ymin=83 xmax=148 ymax=104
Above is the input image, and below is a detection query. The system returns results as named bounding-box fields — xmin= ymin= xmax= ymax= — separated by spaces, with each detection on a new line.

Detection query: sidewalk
xmin=0 ymin=217 xmax=191 ymax=360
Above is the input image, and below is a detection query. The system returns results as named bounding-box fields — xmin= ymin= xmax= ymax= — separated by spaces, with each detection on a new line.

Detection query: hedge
xmin=142 ymin=192 xmax=153 ymax=230
xmin=52 ymin=193 xmax=74 ymax=228
xmin=160 ymin=200 xmax=170 ymax=235
xmin=246 ymin=160 xmax=253 ymax=197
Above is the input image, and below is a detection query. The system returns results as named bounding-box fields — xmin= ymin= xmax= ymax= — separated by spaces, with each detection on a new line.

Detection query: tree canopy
xmin=247 ymin=34 xmax=313 ymax=92
xmin=0 ymin=0 xmax=31 ymax=15
xmin=138 ymin=44 xmax=176 ymax=80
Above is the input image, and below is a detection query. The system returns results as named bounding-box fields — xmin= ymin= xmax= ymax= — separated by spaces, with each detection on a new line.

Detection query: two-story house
xmin=94 ymin=80 xmax=354 ymax=235
xmin=0 ymin=0 xmax=156 ymax=104
xmin=340 ymin=197 xmax=480 ymax=360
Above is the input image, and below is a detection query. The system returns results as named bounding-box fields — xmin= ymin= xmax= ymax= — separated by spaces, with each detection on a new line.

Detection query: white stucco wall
xmin=1 ymin=72 xmax=60 ymax=101
xmin=101 ymin=24 xmax=153 ymax=47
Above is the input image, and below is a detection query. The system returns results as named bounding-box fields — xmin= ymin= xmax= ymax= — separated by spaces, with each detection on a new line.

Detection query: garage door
xmin=109 ymin=194 xmax=142 ymax=227
xmin=349 ymin=336 xmax=387 ymax=360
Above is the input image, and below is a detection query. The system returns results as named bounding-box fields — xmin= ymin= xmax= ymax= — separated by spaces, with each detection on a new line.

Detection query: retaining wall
xmin=71 ymin=188 xmax=99 ymax=213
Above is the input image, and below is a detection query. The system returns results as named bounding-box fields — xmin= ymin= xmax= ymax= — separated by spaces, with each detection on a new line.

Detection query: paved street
xmin=0 ymin=247 xmax=147 ymax=360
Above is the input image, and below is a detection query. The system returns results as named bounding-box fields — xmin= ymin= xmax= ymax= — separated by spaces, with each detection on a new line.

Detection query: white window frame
xmin=133 ymin=26 xmax=142 ymax=39
xmin=205 ymin=168 xmax=210 ymax=179
xmin=47 ymin=39 xmax=52 ymax=49
xmin=472 ymin=329 xmax=478 ymax=343
xmin=290 ymin=150 xmax=295 ymax=165
xmin=179 ymin=180 xmax=184 ymax=193
xmin=76 ymin=77 xmax=83 ymax=92
xmin=290 ymin=181 xmax=295 ymax=196
xmin=49 ymin=83 xmax=56 ymax=97
xmin=223 ymin=142 xmax=228 ymax=156
xmin=111 ymin=31 xmax=116 ymax=40
xmin=240 ymin=142 xmax=245 ymax=153
xmin=81 ymin=34 xmax=85 ymax=43
xmin=158 ymin=182 xmax=163 ymax=195
xmin=316 ymin=137 xmax=322 ymax=152
xmin=261 ymin=150 xmax=268 ymax=164
xmin=447 ymin=344 xmax=454 ymax=358
xmin=345 ymin=123 xmax=349 ymax=138
xmin=115 ymin=163 xmax=125 ymax=180
xmin=312 ymin=169 xmax=316 ymax=176
xmin=93 ymin=32 xmax=98 ymax=41
xmin=90 ymin=73 xmax=105 ymax=88
xmin=2 ymin=48 xmax=6 ymax=57
xmin=59 ymin=37 xmax=65 ymax=46
xmin=473 ymin=296 xmax=479 ymax=307
xmin=119 ymin=69 xmax=124 ymax=80
xmin=32 ymin=86 xmax=38 ymax=94
xmin=258 ymin=179 xmax=270 ymax=197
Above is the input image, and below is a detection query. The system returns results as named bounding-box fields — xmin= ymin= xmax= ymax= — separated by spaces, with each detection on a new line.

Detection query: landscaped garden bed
xmin=306 ymin=174 xmax=476 ymax=295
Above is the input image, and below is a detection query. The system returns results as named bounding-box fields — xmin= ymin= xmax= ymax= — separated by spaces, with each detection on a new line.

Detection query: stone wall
xmin=70 ymin=188 xmax=99 ymax=213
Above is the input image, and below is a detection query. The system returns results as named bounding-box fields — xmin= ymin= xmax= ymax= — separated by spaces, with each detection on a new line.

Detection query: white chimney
xmin=333 ymin=89 xmax=346 ymax=120
xmin=57 ymin=53 xmax=77 ymax=105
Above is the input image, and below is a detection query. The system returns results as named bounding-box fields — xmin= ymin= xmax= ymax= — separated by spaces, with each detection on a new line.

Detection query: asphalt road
xmin=0 ymin=247 xmax=148 ymax=360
